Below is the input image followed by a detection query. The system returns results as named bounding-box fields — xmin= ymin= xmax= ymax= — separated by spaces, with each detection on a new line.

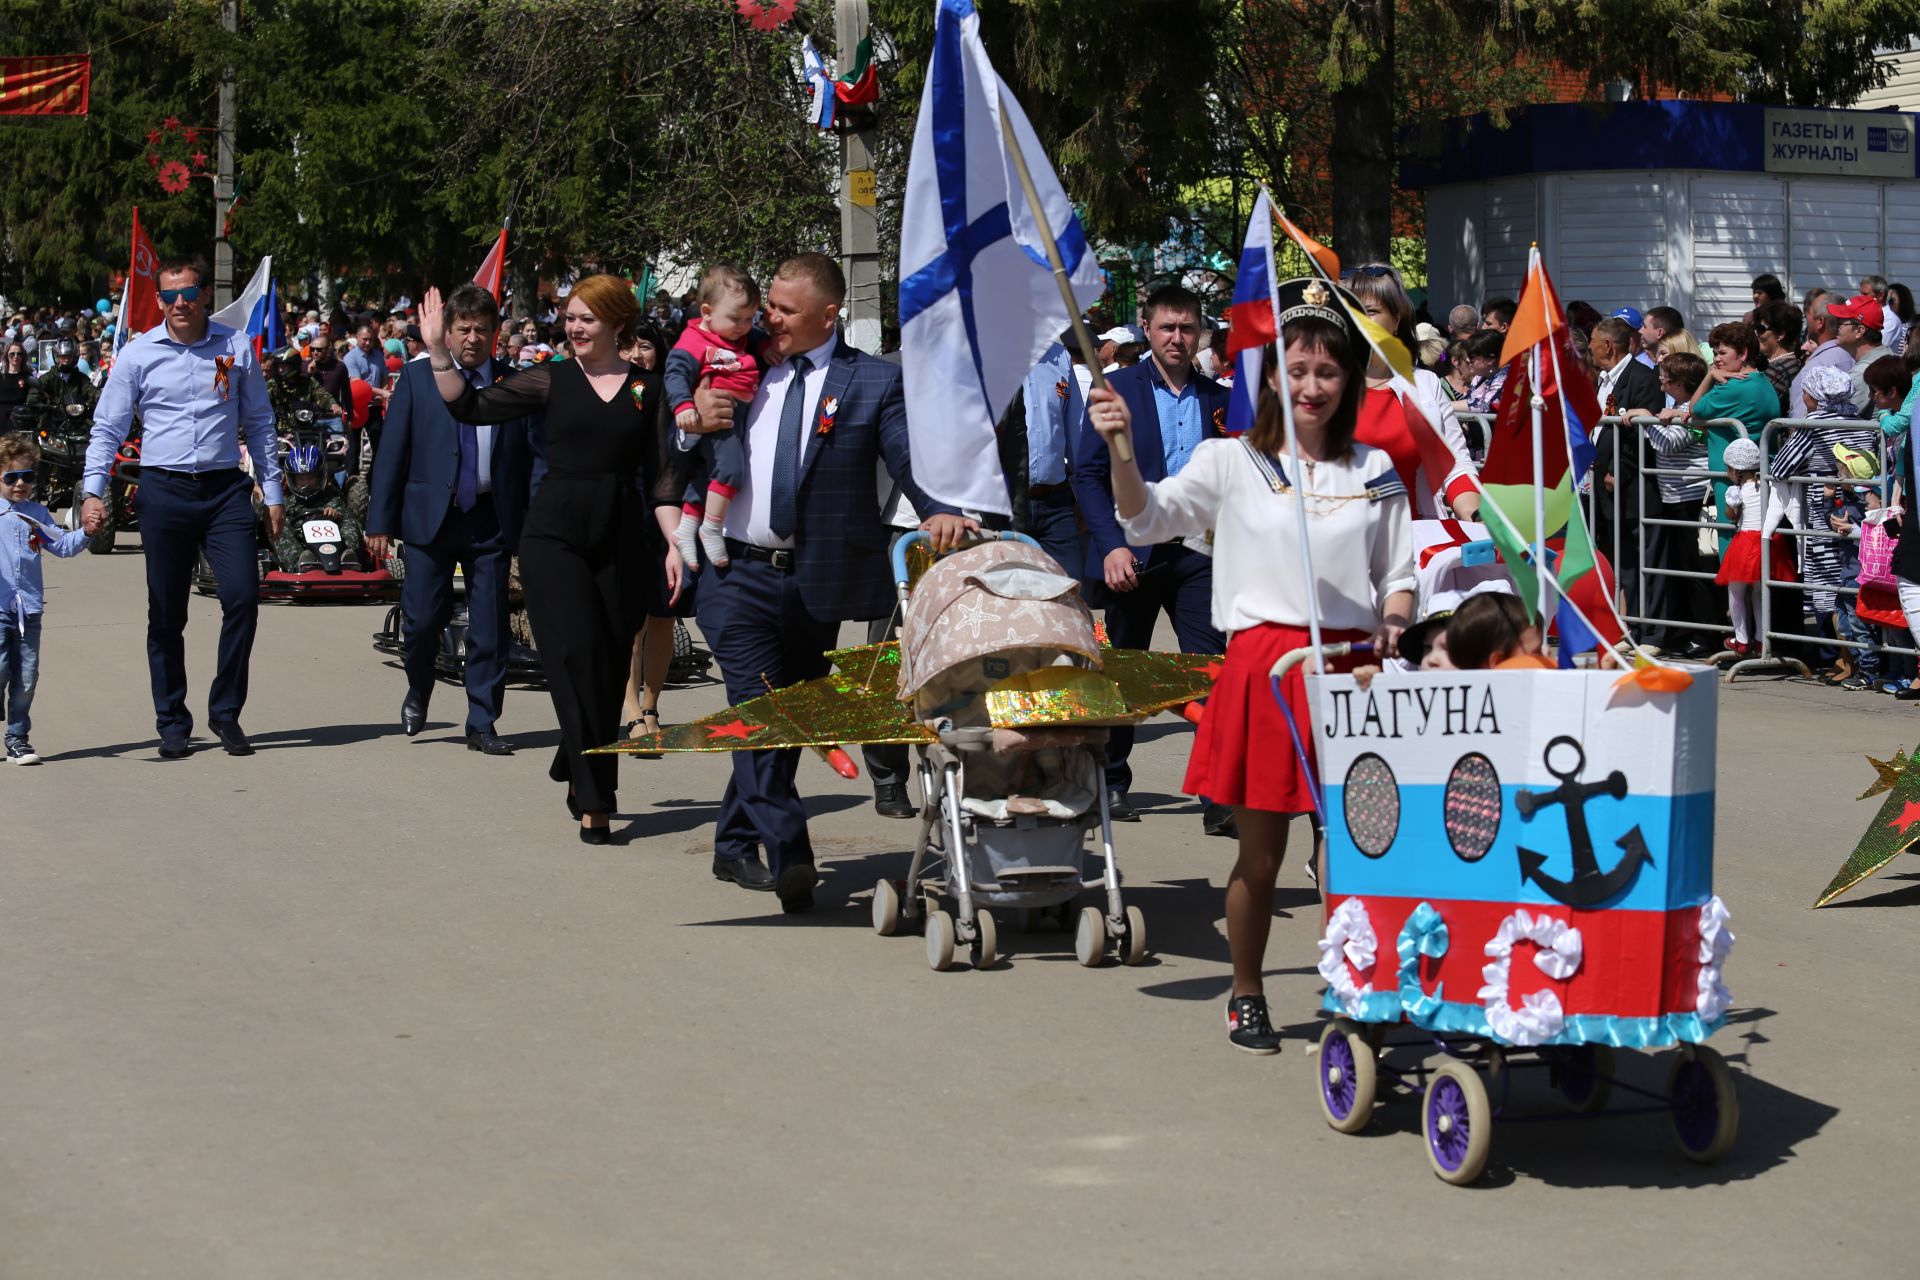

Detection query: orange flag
xmin=1499 ymin=252 xmax=1565 ymax=367
xmin=473 ymin=225 xmax=509 ymax=302
xmin=1273 ymin=209 xmax=1340 ymax=282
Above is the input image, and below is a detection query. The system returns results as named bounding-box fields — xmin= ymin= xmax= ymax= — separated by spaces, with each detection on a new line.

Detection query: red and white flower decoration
xmin=735 ymin=0 xmax=796 ymax=31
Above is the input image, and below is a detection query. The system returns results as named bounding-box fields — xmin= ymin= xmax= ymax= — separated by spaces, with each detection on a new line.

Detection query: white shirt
xmin=725 ymin=332 xmax=839 ymax=549
xmin=413 ymin=351 xmax=495 ymax=493
xmin=1118 ymin=437 xmax=1416 ymax=634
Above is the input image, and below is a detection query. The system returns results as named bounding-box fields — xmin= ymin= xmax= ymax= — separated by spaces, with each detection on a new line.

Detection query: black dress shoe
xmin=401 ymin=692 xmax=428 ymax=737
xmin=1106 ymin=789 xmax=1139 ymax=822
xmin=579 ymin=825 xmax=612 ymax=846
xmin=207 ymin=720 xmax=253 ymax=756
xmin=158 ymin=737 xmax=192 ymax=760
xmin=466 ymin=730 xmax=514 ymax=756
xmin=712 ymin=856 xmax=776 ymax=891
xmin=776 ymin=864 xmax=819 ymax=913
xmin=873 ymin=782 xmax=915 ymax=819
xmin=1203 ymin=802 xmax=1238 ymax=838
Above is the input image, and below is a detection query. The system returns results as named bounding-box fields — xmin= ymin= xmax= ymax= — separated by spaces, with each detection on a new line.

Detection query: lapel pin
xmin=816 ymin=395 xmax=839 ymax=436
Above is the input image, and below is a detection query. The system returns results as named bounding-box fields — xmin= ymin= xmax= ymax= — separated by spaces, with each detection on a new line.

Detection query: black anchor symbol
xmin=1513 ymin=735 xmax=1654 ymax=907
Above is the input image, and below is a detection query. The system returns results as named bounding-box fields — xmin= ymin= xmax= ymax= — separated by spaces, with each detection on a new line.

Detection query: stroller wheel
xmin=1121 ymin=905 xmax=1149 ymax=966
xmin=1074 ymin=906 xmax=1106 ymax=967
xmin=872 ymin=878 xmax=902 ymax=937
xmin=971 ymin=908 xmax=1000 ymax=969
xmin=926 ymin=909 xmax=956 ymax=971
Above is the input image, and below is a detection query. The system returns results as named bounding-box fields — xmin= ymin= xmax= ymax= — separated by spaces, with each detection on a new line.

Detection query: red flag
xmin=118 ymin=206 xmax=162 ymax=350
xmin=472 ymin=225 xmax=508 ymax=302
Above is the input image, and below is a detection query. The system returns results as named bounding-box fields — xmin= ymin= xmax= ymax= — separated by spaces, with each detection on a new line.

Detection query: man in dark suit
xmin=1071 ymin=285 xmax=1231 ymax=833
xmin=688 ymin=253 xmax=970 ymax=913
xmin=366 ymin=284 xmax=537 ymax=755
xmin=1589 ymin=316 xmax=1674 ymax=650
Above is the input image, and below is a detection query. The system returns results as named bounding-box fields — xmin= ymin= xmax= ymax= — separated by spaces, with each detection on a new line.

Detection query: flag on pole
xmin=473 ymin=224 xmax=509 ymax=302
xmin=898 ymin=0 xmax=1105 ymax=517
xmin=114 ymin=206 xmax=162 ymax=355
xmin=834 ymin=34 xmax=878 ymax=106
xmin=1222 ymin=192 xmax=1277 ymax=436
xmin=209 ymin=255 xmax=278 ymax=359
xmin=802 ymin=36 xmax=836 ymax=130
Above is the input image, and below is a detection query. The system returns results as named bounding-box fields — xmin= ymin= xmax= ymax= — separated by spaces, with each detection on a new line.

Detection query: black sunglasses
xmin=156 ymin=285 xmax=203 ymax=305
xmin=2 ymin=469 xmax=35 ymax=485
xmin=1352 ymin=265 xmax=1397 ymax=278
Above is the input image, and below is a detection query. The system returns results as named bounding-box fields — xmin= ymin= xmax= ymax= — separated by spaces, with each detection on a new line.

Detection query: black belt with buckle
xmin=1028 ymin=482 xmax=1072 ymax=499
xmin=724 ymin=538 xmax=796 ymax=572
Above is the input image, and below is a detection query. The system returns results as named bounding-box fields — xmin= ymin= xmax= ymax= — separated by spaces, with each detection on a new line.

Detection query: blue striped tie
xmin=766 ymin=354 xmax=812 ymax=540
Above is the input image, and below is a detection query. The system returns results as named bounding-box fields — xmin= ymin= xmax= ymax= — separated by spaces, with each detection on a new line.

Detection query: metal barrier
xmin=1450 ymin=409 xmax=1909 ymax=680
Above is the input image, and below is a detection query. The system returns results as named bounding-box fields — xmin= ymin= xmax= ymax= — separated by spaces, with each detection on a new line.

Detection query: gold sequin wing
xmin=1103 ymin=649 xmax=1223 ymax=716
xmin=591 ymin=670 xmax=933 ymax=755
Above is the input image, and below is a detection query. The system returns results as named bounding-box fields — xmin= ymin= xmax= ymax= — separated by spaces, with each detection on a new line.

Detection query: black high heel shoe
xmin=578 ymin=813 xmax=612 ymax=846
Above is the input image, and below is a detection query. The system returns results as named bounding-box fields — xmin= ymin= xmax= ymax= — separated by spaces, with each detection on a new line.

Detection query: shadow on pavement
xmin=1312 ymin=1006 xmax=1836 ymax=1188
xmin=1820 ymin=867 xmax=1920 ymax=909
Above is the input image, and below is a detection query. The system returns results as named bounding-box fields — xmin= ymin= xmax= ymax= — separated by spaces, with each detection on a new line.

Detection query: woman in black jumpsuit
xmin=418 ymin=277 xmax=683 ymax=842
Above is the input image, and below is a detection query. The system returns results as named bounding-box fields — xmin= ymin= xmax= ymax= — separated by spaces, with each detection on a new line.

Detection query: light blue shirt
xmin=344 ymin=344 xmax=388 ymax=389
xmin=1022 ymin=343 xmax=1078 ymax=487
xmin=1149 ymin=361 xmax=1204 ymax=477
xmin=0 ymin=498 xmax=90 ymax=617
xmin=88 ymin=319 xmax=282 ymax=505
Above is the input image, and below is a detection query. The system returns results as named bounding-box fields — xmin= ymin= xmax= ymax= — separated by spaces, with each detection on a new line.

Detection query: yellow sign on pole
xmin=848 ymin=169 xmax=877 ymax=208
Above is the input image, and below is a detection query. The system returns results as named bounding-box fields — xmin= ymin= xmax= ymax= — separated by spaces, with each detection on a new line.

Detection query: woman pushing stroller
xmin=1084 ymin=278 xmax=1415 ymax=1054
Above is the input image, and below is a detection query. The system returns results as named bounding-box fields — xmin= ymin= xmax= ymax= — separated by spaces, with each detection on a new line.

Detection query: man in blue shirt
xmin=1070 ymin=284 xmax=1232 ymax=834
xmin=343 ymin=321 xmax=388 ymax=390
xmin=85 ymin=254 xmax=283 ymax=759
xmin=1015 ymin=339 xmax=1084 ymax=576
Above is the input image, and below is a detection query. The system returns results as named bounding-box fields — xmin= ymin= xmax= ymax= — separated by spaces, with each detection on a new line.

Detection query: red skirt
xmin=1184 ymin=622 xmax=1370 ymax=813
xmin=1715 ymin=530 xmax=1797 ymax=585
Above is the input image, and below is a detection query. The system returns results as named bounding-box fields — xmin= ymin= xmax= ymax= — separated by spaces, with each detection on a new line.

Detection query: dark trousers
xmin=1101 ymin=542 xmax=1225 ymax=792
xmin=1642 ymin=495 xmax=1713 ymax=648
xmin=1019 ymin=486 xmax=1083 ymax=580
xmin=136 ymin=468 xmax=259 ymax=739
xmin=400 ymin=495 xmax=509 ymax=734
xmin=698 ymin=557 xmax=838 ymax=874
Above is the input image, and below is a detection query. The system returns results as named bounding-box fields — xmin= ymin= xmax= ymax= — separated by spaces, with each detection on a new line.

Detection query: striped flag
xmin=802 ymin=36 xmax=835 ymax=130
xmin=898 ymin=0 xmax=1104 ymax=517
xmin=209 ymin=255 xmax=280 ymax=358
xmin=1222 ymin=192 xmax=1276 ymax=435
xmin=473 ymin=224 xmax=509 ymax=302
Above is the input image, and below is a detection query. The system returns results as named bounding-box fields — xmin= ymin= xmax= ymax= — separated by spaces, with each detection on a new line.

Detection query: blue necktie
xmin=766 ymin=354 xmax=812 ymax=541
xmin=455 ymin=367 xmax=479 ymax=512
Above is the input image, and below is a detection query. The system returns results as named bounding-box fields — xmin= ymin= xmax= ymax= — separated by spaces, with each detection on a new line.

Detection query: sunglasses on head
xmin=157 ymin=285 xmax=202 ymax=305
xmin=1352 ymin=265 xmax=1397 ymax=278
xmin=2 ymin=469 xmax=34 ymax=485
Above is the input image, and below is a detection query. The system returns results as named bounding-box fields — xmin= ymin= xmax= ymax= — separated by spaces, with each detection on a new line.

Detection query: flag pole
xmin=1258 ymin=182 xmax=1325 ymax=663
xmin=997 ymin=109 xmax=1131 ymax=463
xmin=1527 ymin=244 xmax=1550 ymax=622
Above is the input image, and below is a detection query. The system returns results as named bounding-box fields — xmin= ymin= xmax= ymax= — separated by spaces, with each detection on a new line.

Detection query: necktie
xmin=766 ymin=354 xmax=812 ymax=541
xmin=455 ymin=367 xmax=479 ymax=512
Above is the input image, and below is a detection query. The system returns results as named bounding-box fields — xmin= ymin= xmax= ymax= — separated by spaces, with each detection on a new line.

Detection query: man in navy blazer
xmin=687 ymin=253 xmax=971 ymax=912
xmin=366 ymin=284 xmax=537 ymax=755
xmin=1071 ymin=284 xmax=1232 ymax=833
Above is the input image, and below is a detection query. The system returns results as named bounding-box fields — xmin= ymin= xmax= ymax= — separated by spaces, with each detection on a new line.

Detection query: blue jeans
xmin=1836 ymin=594 xmax=1881 ymax=677
xmin=0 ymin=611 xmax=42 ymax=739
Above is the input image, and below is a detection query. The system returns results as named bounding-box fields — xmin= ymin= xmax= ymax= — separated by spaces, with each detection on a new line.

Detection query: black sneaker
xmin=1225 ymin=994 xmax=1285 ymax=1055
xmin=5 ymin=737 xmax=39 ymax=765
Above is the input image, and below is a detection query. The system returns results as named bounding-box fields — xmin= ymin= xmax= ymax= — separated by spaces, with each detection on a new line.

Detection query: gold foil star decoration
xmin=1859 ymin=749 xmax=1910 ymax=801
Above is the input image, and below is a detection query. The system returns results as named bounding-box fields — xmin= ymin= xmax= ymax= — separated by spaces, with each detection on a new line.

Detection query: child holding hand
xmin=0 ymin=432 xmax=90 ymax=764
xmin=666 ymin=264 xmax=768 ymax=569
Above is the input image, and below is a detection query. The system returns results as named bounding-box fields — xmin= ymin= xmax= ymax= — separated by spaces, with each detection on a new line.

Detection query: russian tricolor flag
xmin=1222 ymin=191 xmax=1278 ymax=436
xmin=210 ymin=255 xmax=283 ymax=359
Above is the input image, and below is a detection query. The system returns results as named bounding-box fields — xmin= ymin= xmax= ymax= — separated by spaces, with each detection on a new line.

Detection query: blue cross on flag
xmin=898 ymin=0 xmax=1106 ymax=518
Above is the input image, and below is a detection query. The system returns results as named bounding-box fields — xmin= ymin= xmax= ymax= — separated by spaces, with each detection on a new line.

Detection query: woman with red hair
xmin=419 ymin=274 xmax=685 ymax=843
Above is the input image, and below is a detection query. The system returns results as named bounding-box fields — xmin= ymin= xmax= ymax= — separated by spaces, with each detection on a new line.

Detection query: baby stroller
xmin=869 ymin=531 xmax=1147 ymax=972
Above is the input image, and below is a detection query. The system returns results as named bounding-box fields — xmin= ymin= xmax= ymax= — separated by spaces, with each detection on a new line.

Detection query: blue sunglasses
xmin=157 ymin=285 xmax=203 ymax=305
xmin=2 ymin=469 xmax=34 ymax=485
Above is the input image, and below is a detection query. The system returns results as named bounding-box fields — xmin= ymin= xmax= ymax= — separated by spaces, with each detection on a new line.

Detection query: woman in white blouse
xmin=1086 ymin=278 xmax=1416 ymax=1055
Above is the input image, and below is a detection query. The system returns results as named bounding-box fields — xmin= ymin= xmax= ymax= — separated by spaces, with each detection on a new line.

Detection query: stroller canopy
xmin=898 ymin=542 xmax=1101 ymax=706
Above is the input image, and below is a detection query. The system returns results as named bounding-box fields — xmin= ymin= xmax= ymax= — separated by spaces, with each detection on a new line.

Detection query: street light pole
xmin=836 ymin=0 xmax=881 ymax=354
xmin=214 ymin=0 xmax=238 ymax=308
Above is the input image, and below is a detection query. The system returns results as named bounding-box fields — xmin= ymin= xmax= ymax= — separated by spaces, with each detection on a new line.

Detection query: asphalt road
xmin=4 ymin=545 xmax=1915 ymax=1278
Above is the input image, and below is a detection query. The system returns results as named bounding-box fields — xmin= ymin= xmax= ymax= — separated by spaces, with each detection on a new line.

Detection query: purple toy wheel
xmin=1323 ymin=1034 xmax=1357 ymax=1119
xmin=1428 ymin=1076 xmax=1471 ymax=1169
xmin=1422 ymin=1061 xmax=1491 ymax=1184
xmin=1666 ymin=1046 xmax=1739 ymax=1163
xmin=1553 ymin=1044 xmax=1615 ymax=1113
xmin=1317 ymin=1019 xmax=1377 ymax=1134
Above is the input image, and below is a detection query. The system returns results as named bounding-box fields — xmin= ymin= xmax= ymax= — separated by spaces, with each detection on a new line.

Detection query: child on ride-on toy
xmin=0 ymin=431 xmax=90 ymax=764
xmin=273 ymin=441 xmax=364 ymax=572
